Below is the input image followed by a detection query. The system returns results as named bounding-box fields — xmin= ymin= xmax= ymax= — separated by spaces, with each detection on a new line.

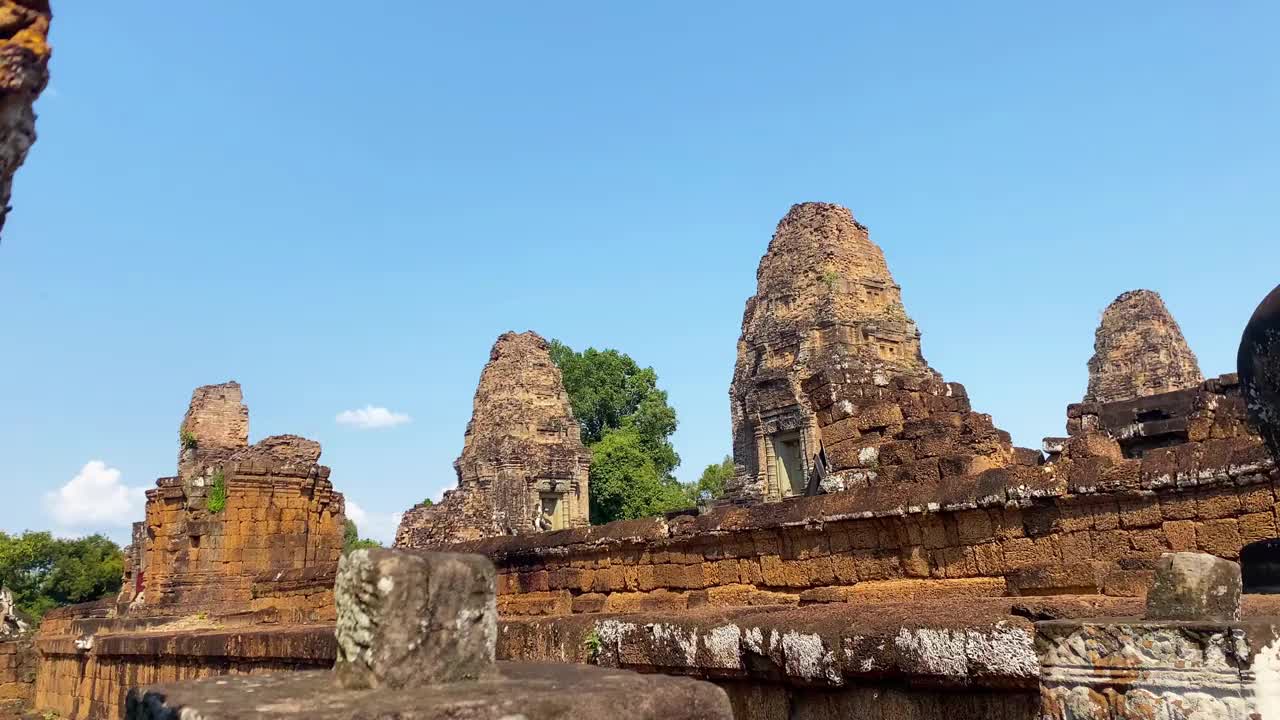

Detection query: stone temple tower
xmin=396 ymin=331 xmax=592 ymax=547
xmin=725 ymin=203 xmax=1029 ymax=505
xmin=1084 ymin=290 xmax=1203 ymax=404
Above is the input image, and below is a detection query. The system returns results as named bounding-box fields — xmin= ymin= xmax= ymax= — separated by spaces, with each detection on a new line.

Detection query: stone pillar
xmin=1036 ymin=552 xmax=1279 ymax=720
xmin=334 ymin=549 xmax=496 ymax=690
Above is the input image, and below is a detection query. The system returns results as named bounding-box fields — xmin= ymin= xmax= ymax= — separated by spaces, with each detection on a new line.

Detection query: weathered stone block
xmin=1143 ymin=552 xmax=1241 ymax=622
xmin=335 ymin=549 xmax=497 ymax=690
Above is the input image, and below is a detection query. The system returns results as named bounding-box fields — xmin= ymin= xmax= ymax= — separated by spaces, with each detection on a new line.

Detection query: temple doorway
xmin=773 ymin=431 xmax=805 ymax=497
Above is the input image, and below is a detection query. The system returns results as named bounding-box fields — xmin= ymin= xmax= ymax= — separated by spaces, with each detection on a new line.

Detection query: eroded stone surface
xmin=1240 ymin=284 xmax=1280 ymax=462
xmin=334 ymin=549 xmax=496 ymax=689
xmin=396 ymin=331 xmax=591 ymax=546
xmin=1037 ymin=619 xmax=1277 ymax=720
xmin=1144 ymin=552 xmax=1241 ymax=623
xmin=0 ymin=0 xmax=49 ymax=237
xmin=726 ymin=203 xmax=1024 ymax=504
xmin=1085 ymin=290 xmax=1203 ymax=405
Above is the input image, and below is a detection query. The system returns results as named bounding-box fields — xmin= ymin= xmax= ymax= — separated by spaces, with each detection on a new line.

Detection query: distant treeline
xmin=0 ymin=531 xmax=124 ymax=622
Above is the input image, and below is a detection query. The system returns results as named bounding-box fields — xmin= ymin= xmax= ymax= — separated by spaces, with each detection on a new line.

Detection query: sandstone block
xmin=1144 ymin=552 xmax=1241 ymax=622
xmin=335 ymin=549 xmax=497 ymax=690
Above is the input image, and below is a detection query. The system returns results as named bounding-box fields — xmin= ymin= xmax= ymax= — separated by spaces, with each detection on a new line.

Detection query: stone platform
xmin=126 ymin=662 xmax=733 ymax=720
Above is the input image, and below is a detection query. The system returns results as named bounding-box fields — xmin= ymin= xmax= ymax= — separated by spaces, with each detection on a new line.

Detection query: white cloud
xmin=44 ymin=461 xmax=146 ymax=530
xmin=345 ymin=501 xmax=402 ymax=546
xmin=335 ymin=405 xmax=412 ymax=430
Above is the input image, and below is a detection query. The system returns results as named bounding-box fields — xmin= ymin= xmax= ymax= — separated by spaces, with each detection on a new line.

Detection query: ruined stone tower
xmin=119 ymin=382 xmax=344 ymax=613
xmin=395 ymin=331 xmax=592 ymax=547
xmin=177 ymin=381 xmax=249 ymax=479
xmin=725 ymin=203 xmax=1028 ymax=504
xmin=0 ymin=0 xmax=50 ymax=236
xmin=1084 ymin=290 xmax=1203 ymax=404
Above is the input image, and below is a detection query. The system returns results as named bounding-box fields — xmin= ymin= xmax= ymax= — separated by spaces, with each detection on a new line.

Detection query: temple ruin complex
xmin=395 ymin=331 xmax=591 ymax=547
xmin=726 ymin=202 xmax=1033 ymax=504
xmin=18 ymin=203 xmax=1280 ymax=720
xmin=0 ymin=0 xmax=50 ymax=236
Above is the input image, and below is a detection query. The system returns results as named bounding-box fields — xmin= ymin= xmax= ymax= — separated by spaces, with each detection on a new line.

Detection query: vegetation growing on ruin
xmin=180 ymin=428 xmax=198 ymax=450
xmin=206 ymin=471 xmax=227 ymax=513
xmin=0 ymin=531 xmax=124 ymax=621
xmin=821 ymin=267 xmax=839 ymax=289
xmin=583 ymin=628 xmax=602 ymax=664
xmin=550 ymin=341 xmax=687 ymax=523
xmin=343 ymin=520 xmax=380 ymax=553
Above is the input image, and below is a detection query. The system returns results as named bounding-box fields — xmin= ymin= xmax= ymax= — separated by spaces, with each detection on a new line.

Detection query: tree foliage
xmin=588 ymin=426 xmax=688 ymax=522
xmin=0 ymin=531 xmax=124 ymax=621
xmin=342 ymin=519 xmax=380 ymax=553
xmin=687 ymin=455 xmax=734 ymax=504
xmin=550 ymin=340 xmax=686 ymax=523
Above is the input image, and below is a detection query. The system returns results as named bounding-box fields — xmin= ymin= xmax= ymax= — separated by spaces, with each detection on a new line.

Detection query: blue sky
xmin=1 ymin=2 xmax=1276 ymax=544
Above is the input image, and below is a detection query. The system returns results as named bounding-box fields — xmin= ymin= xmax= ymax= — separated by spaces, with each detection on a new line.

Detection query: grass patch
xmin=180 ymin=428 xmax=198 ymax=450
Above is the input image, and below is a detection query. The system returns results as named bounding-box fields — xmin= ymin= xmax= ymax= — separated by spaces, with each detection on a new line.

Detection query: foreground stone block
xmin=335 ymin=549 xmax=496 ymax=690
xmin=125 ymin=663 xmax=734 ymax=720
xmin=1144 ymin=552 xmax=1241 ymax=623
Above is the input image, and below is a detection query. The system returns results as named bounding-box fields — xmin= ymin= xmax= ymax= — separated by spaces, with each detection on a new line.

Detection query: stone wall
xmin=425 ymin=377 xmax=1273 ymax=618
xmin=0 ymin=637 xmax=34 ymax=715
xmin=0 ymin=0 xmax=50 ymax=237
xmin=726 ymin=203 xmax=1028 ymax=505
xmin=396 ymin=331 xmax=591 ymax=546
xmin=34 ymin=616 xmax=335 ymax=720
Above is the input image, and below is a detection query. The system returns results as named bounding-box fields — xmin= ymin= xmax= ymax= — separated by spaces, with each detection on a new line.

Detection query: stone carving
xmin=395 ymin=332 xmax=591 ymax=547
xmin=0 ymin=0 xmax=50 ymax=237
xmin=1085 ymin=290 xmax=1203 ymax=405
xmin=1037 ymin=619 xmax=1271 ymax=720
xmin=0 ymin=588 xmax=26 ymax=638
xmin=1239 ymin=284 xmax=1280 ymax=462
xmin=726 ymin=202 xmax=1027 ymax=504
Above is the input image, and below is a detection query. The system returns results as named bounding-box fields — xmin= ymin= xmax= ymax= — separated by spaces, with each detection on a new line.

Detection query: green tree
xmin=342 ymin=519 xmax=380 ymax=553
xmin=0 ymin=531 xmax=124 ymax=621
xmin=550 ymin=340 xmax=686 ymax=524
xmin=588 ymin=426 xmax=688 ymax=522
xmin=686 ymin=455 xmax=734 ymax=504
